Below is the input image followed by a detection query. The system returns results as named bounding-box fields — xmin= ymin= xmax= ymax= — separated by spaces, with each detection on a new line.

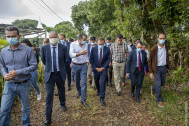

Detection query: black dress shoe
xmin=96 ymin=92 xmax=100 ymax=96
xmin=81 ymin=101 xmax=88 ymax=107
xmin=76 ymin=93 xmax=81 ymax=98
xmin=136 ymin=97 xmax=141 ymax=103
xmin=100 ymin=99 xmax=106 ymax=106
xmin=117 ymin=92 xmax=121 ymax=96
xmin=44 ymin=120 xmax=51 ymax=125
xmin=131 ymin=92 xmax=135 ymax=97
xmin=62 ymin=106 xmax=67 ymax=112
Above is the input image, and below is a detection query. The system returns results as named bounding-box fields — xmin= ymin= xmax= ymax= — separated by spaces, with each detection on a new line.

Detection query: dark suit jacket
xmin=41 ymin=43 xmax=67 ymax=83
xmin=89 ymin=46 xmax=110 ymax=72
xmin=64 ymin=42 xmax=72 ymax=64
xmin=126 ymin=49 xmax=148 ymax=75
xmin=88 ymin=43 xmax=97 ymax=58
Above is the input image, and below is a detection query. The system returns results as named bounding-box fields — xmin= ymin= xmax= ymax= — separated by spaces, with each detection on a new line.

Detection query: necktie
xmin=53 ymin=47 xmax=57 ymax=73
xmin=98 ymin=49 xmax=102 ymax=68
xmin=138 ymin=52 xmax=142 ymax=71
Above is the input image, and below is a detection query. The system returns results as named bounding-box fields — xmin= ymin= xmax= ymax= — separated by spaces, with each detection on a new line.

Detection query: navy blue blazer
xmin=64 ymin=42 xmax=72 ymax=64
xmin=41 ymin=43 xmax=67 ymax=83
xmin=88 ymin=43 xmax=97 ymax=58
xmin=89 ymin=46 xmax=110 ymax=72
xmin=126 ymin=49 xmax=148 ymax=75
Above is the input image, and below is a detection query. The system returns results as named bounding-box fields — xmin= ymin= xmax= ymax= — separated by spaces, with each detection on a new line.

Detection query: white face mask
xmin=49 ymin=38 xmax=58 ymax=45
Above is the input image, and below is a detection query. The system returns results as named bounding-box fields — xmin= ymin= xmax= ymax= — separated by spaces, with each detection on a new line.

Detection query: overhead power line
xmin=40 ymin=0 xmax=64 ymax=21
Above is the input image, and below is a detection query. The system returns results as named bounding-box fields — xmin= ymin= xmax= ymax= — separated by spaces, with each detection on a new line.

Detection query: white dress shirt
xmin=50 ymin=44 xmax=59 ymax=72
xmin=69 ymin=40 xmax=89 ymax=64
xmin=157 ymin=45 xmax=167 ymax=66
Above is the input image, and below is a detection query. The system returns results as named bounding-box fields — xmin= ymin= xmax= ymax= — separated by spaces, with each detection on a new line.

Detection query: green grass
xmin=142 ymin=75 xmax=189 ymax=125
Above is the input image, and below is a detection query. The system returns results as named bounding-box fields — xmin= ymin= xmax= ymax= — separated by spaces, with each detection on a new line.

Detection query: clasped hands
xmin=4 ymin=70 xmax=18 ymax=81
xmin=96 ymin=67 xmax=105 ymax=72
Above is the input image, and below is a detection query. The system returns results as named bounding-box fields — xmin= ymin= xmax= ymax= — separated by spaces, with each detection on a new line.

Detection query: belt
xmin=72 ymin=62 xmax=87 ymax=65
xmin=13 ymin=80 xmax=29 ymax=84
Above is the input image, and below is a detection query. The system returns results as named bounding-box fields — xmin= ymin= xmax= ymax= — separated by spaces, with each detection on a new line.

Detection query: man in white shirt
xmin=69 ymin=34 xmax=89 ymax=107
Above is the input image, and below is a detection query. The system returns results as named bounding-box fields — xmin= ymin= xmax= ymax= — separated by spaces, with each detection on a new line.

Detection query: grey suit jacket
xmin=41 ymin=43 xmax=67 ymax=83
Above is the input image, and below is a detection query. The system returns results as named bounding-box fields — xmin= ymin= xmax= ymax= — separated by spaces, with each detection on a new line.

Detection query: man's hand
xmin=99 ymin=67 xmax=105 ymax=72
xmin=150 ymin=73 xmax=154 ymax=80
xmin=109 ymin=62 xmax=112 ymax=67
xmin=70 ymin=63 xmax=72 ymax=68
xmin=4 ymin=74 xmax=12 ymax=81
xmin=77 ymin=50 xmax=88 ymax=56
xmin=8 ymin=70 xmax=18 ymax=79
xmin=126 ymin=73 xmax=130 ymax=78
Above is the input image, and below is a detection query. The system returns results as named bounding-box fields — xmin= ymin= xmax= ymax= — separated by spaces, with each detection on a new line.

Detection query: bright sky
xmin=0 ymin=0 xmax=85 ymax=27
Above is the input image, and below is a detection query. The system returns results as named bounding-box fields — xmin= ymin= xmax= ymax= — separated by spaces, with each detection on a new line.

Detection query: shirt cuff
xmin=16 ymin=70 xmax=22 ymax=75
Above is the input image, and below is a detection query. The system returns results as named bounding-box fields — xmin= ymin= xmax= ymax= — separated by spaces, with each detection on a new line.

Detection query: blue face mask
xmin=6 ymin=37 xmax=18 ymax=46
xmin=81 ymin=41 xmax=86 ymax=45
xmin=159 ymin=40 xmax=165 ymax=44
xmin=60 ymin=39 xmax=65 ymax=43
xmin=107 ymin=43 xmax=111 ymax=46
xmin=98 ymin=45 xmax=104 ymax=49
xmin=91 ymin=42 xmax=96 ymax=45
xmin=137 ymin=48 xmax=142 ymax=52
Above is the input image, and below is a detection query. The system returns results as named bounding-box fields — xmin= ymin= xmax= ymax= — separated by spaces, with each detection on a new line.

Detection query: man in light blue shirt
xmin=0 ymin=26 xmax=38 ymax=126
xmin=69 ymin=34 xmax=89 ymax=107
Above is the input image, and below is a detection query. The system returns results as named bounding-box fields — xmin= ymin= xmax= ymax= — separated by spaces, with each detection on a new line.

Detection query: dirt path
xmin=12 ymin=80 xmax=160 ymax=126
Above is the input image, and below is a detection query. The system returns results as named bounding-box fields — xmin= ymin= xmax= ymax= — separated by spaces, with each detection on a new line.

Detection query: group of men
xmin=0 ymin=26 xmax=169 ymax=126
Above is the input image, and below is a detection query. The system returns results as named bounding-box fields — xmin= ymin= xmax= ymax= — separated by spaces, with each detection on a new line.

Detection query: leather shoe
xmin=131 ymin=92 xmax=135 ymax=97
xmin=76 ymin=93 xmax=81 ymax=99
xmin=44 ymin=120 xmax=51 ymax=125
xmin=100 ymin=99 xmax=106 ymax=106
xmin=136 ymin=97 xmax=141 ymax=103
xmin=81 ymin=101 xmax=88 ymax=107
xmin=117 ymin=92 xmax=121 ymax=96
xmin=96 ymin=91 xmax=100 ymax=96
xmin=62 ymin=106 xmax=67 ymax=112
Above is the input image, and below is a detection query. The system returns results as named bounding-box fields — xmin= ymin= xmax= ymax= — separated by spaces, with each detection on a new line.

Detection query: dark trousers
xmin=106 ymin=66 xmax=112 ymax=83
xmin=152 ymin=66 xmax=167 ymax=102
xmin=66 ymin=61 xmax=71 ymax=88
xmin=130 ymin=69 xmax=144 ymax=98
xmin=94 ymin=70 xmax=107 ymax=100
xmin=45 ymin=72 xmax=65 ymax=120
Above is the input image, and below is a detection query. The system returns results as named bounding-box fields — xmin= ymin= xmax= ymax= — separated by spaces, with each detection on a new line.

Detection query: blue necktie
xmin=53 ymin=47 xmax=57 ymax=73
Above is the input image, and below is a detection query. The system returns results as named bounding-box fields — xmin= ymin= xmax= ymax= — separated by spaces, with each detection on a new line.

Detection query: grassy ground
xmin=11 ymin=74 xmax=188 ymax=126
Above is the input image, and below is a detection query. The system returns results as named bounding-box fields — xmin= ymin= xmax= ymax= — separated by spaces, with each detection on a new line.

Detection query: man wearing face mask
xmin=0 ymin=26 xmax=38 ymax=126
xmin=59 ymin=33 xmax=72 ymax=91
xmin=69 ymin=34 xmax=89 ymax=107
xmin=104 ymin=37 xmax=113 ymax=87
xmin=87 ymin=36 xmax=97 ymax=90
xmin=90 ymin=38 xmax=110 ymax=106
xmin=148 ymin=33 xmax=169 ymax=108
xmin=126 ymin=42 xmax=148 ymax=103
xmin=111 ymin=34 xmax=128 ymax=96
xmin=41 ymin=31 xmax=67 ymax=125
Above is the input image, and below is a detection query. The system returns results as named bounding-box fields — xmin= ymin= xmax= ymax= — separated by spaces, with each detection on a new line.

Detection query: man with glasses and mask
xmin=111 ymin=34 xmax=128 ymax=96
xmin=0 ymin=26 xmax=38 ymax=126
xmin=69 ymin=34 xmax=89 ymax=107
xmin=41 ymin=31 xmax=67 ymax=125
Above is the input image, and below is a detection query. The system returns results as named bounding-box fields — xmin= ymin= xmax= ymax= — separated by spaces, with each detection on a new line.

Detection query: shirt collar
xmin=8 ymin=42 xmax=23 ymax=50
xmin=50 ymin=43 xmax=58 ymax=48
xmin=158 ymin=44 xmax=165 ymax=49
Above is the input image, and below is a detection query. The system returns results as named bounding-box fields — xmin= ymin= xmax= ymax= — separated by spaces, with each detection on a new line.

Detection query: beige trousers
xmin=87 ymin=63 xmax=95 ymax=87
xmin=112 ymin=61 xmax=125 ymax=92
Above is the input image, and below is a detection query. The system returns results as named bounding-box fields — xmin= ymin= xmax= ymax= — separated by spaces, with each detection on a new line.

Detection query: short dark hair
xmin=59 ymin=33 xmax=66 ymax=38
xmin=90 ymin=36 xmax=96 ymax=41
xmin=137 ymin=42 xmax=143 ymax=46
xmin=158 ymin=33 xmax=166 ymax=38
xmin=117 ymin=34 xmax=123 ymax=39
xmin=21 ymin=39 xmax=32 ymax=47
xmin=78 ymin=34 xmax=87 ymax=40
xmin=98 ymin=37 xmax=105 ymax=42
xmin=106 ymin=37 xmax=111 ymax=41
xmin=123 ymin=37 xmax=126 ymax=39
xmin=129 ymin=40 xmax=132 ymax=42
xmin=69 ymin=38 xmax=74 ymax=42
xmin=5 ymin=26 xmax=19 ymax=35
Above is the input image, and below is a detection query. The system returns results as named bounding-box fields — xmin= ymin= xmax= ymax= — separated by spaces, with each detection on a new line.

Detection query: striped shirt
xmin=110 ymin=42 xmax=128 ymax=62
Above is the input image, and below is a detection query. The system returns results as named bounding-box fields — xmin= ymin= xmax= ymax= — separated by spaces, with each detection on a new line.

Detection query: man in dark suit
xmin=90 ymin=37 xmax=110 ymax=106
xmin=59 ymin=33 xmax=72 ymax=91
xmin=126 ymin=42 xmax=147 ymax=103
xmin=41 ymin=31 xmax=67 ymax=125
